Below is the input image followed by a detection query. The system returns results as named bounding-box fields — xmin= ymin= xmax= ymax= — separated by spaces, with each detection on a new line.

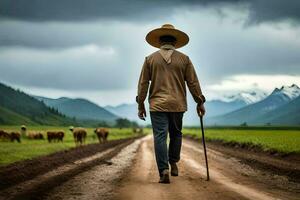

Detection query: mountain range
xmin=105 ymin=85 xmax=300 ymax=126
xmin=34 ymin=96 xmax=118 ymax=123
xmin=207 ymin=84 xmax=300 ymax=125
xmin=105 ymin=90 xmax=268 ymax=126
xmin=105 ymin=103 xmax=138 ymax=122
xmin=1 ymin=81 xmax=299 ymax=126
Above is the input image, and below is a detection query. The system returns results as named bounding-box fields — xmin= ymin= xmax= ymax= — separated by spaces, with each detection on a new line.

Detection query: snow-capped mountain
xmin=271 ymin=84 xmax=300 ymax=101
xmin=224 ymin=91 xmax=267 ymax=105
xmin=220 ymin=84 xmax=300 ymax=106
xmin=207 ymin=84 xmax=300 ymax=125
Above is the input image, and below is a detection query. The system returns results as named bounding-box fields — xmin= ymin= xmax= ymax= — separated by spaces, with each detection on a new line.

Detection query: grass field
xmin=183 ymin=128 xmax=300 ymax=154
xmin=0 ymin=126 xmax=148 ymax=166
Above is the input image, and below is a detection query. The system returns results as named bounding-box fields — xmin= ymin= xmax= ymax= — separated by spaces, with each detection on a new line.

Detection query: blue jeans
xmin=150 ymin=112 xmax=184 ymax=176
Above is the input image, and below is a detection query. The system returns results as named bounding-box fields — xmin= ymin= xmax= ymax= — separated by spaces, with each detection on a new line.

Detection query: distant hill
xmin=105 ymin=103 xmax=138 ymax=121
xmin=207 ymin=84 xmax=300 ymax=125
xmin=0 ymin=106 xmax=36 ymax=125
xmin=254 ymin=95 xmax=300 ymax=125
xmin=105 ymin=103 xmax=150 ymax=126
xmin=183 ymin=99 xmax=246 ymax=126
xmin=195 ymin=99 xmax=247 ymax=117
xmin=35 ymin=96 xmax=118 ymax=123
xmin=179 ymin=90 xmax=267 ymax=126
xmin=0 ymin=83 xmax=76 ymax=125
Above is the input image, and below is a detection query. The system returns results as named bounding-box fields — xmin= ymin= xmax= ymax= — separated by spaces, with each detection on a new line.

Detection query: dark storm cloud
xmin=1 ymin=0 xmax=299 ymax=24
xmin=0 ymin=0 xmax=202 ymax=21
xmin=247 ymin=0 xmax=300 ymax=24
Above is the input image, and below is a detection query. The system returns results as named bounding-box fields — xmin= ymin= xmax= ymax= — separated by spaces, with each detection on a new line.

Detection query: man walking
xmin=136 ymin=24 xmax=206 ymax=184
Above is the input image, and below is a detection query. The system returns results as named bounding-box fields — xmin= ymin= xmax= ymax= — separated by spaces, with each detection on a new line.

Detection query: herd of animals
xmin=0 ymin=126 xmax=144 ymax=146
xmin=0 ymin=125 xmax=111 ymax=146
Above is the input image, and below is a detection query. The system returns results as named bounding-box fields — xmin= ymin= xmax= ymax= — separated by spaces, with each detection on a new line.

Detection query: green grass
xmin=183 ymin=128 xmax=300 ymax=154
xmin=0 ymin=126 xmax=150 ymax=166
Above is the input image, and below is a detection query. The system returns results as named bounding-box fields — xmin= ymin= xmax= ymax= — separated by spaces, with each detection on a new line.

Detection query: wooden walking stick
xmin=200 ymin=116 xmax=210 ymax=181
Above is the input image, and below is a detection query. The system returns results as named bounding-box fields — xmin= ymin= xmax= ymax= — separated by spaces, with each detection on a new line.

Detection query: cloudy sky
xmin=0 ymin=0 xmax=300 ymax=106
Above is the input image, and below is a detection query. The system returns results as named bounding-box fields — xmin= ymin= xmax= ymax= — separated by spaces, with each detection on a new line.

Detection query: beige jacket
xmin=137 ymin=49 xmax=205 ymax=112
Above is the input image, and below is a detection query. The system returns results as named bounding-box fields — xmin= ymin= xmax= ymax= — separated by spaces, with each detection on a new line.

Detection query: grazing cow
xmin=10 ymin=132 xmax=21 ymax=143
xmin=0 ymin=130 xmax=21 ymax=143
xmin=94 ymin=128 xmax=109 ymax=143
xmin=69 ymin=127 xmax=87 ymax=146
xmin=27 ymin=132 xmax=44 ymax=140
xmin=56 ymin=131 xmax=64 ymax=142
xmin=0 ymin=130 xmax=10 ymax=141
xmin=47 ymin=131 xmax=65 ymax=143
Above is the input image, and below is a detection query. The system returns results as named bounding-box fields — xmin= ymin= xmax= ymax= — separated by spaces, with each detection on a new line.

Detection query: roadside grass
xmin=183 ymin=128 xmax=300 ymax=154
xmin=0 ymin=126 xmax=149 ymax=166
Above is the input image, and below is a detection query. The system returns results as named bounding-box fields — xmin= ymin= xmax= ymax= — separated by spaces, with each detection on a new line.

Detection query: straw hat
xmin=146 ymin=24 xmax=189 ymax=49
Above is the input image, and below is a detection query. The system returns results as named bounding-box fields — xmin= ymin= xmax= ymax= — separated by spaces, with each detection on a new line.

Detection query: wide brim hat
xmin=146 ymin=24 xmax=189 ymax=49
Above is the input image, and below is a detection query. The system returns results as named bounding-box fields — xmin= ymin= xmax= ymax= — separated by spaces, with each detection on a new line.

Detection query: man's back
xmin=147 ymin=50 xmax=189 ymax=112
xmin=138 ymin=50 xmax=204 ymax=112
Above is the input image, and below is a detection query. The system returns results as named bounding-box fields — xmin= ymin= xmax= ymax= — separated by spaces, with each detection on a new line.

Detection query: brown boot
xmin=170 ymin=162 xmax=178 ymax=176
xmin=159 ymin=169 xmax=170 ymax=184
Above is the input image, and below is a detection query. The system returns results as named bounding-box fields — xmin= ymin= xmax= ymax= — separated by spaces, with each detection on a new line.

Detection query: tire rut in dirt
xmin=184 ymin=136 xmax=300 ymax=183
xmin=8 ymin=139 xmax=135 ymax=200
xmin=183 ymin=138 xmax=300 ymax=199
xmin=45 ymin=136 xmax=145 ymax=200
xmin=0 ymin=138 xmax=139 ymax=191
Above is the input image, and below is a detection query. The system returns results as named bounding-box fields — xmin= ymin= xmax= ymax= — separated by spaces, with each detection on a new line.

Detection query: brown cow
xmin=69 ymin=127 xmax=87 ymax=146
xmin=94 ymin=128 xmax=109 ymax=143
xmin=47 ymin=131 xmax=64 ymax=143
xmin=0 ymin=130 xmax=10 ymax=141
xmin=10 ymin=132 xmax=21 ymax=143
xmin=0 ymin=130 xmax=21 ymax=143
xmin=27 ymin=132 xmax=44 ymax=140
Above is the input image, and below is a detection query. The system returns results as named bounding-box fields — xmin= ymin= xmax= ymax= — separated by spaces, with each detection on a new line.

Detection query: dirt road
xmin=115 ymin=136 xmax=299 ymax=200
xmin=0 ymin=135 xmax=299 ymax=200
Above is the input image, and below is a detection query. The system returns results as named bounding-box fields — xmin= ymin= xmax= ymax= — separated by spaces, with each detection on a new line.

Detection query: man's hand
xmin=138 ymin=104 xmax=147 ymax=121
xmin=197 ymin=104 xmax=205 ymax=117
